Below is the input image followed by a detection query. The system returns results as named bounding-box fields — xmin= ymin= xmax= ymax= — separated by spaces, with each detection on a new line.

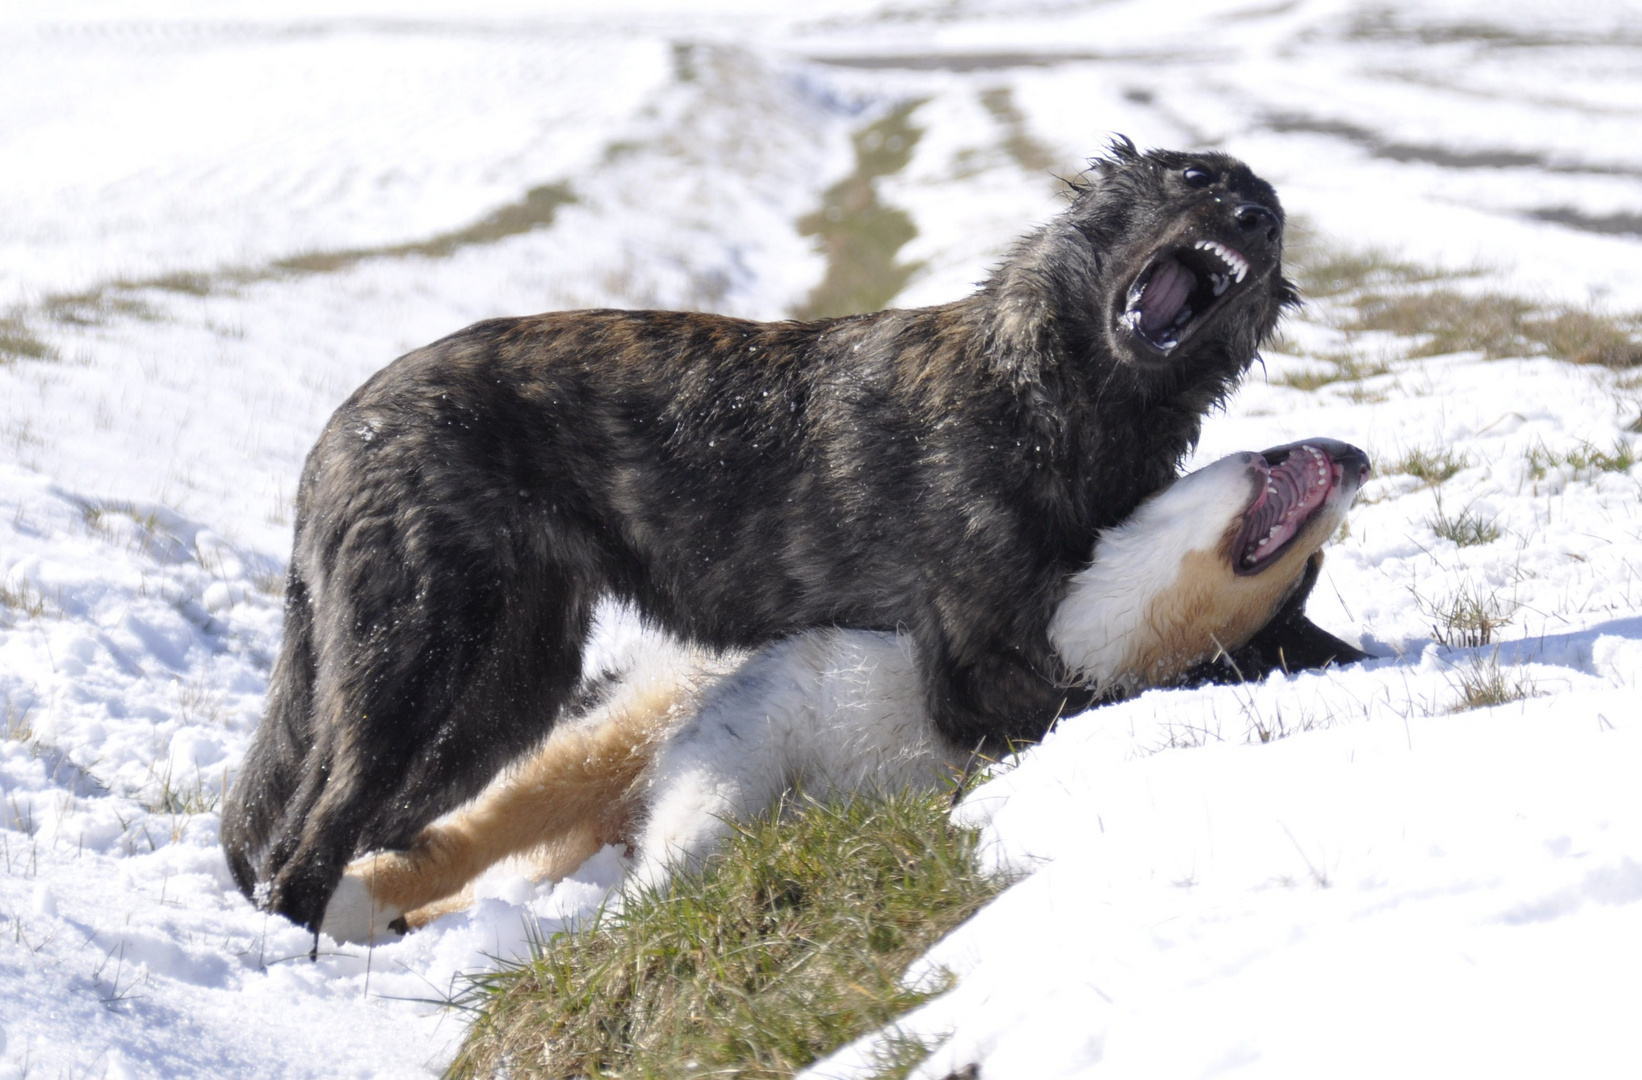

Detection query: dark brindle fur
xmin=224 ymin=142 xmax=1308 ymax=933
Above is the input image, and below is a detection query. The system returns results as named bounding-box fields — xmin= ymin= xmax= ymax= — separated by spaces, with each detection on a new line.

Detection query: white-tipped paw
xmin=320 ymin=874 xmax=405 ymax=945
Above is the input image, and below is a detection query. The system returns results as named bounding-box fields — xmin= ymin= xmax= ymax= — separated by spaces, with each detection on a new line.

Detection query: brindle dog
xmin=225 ymin=140 xmax=1333 ymax=935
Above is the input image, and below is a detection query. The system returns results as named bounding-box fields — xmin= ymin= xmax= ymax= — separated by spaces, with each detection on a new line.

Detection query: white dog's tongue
xmin=1140 ymin=258 xmax=1195 ymax=333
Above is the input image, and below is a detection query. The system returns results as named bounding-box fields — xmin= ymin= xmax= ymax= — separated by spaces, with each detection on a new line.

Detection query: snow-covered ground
xmin=2 ymin=1 xmax=1640 ymax=1076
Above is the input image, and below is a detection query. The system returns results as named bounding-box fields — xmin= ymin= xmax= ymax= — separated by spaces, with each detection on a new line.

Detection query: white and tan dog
xmin=321 ymin=440 xmax=1369 ymax=943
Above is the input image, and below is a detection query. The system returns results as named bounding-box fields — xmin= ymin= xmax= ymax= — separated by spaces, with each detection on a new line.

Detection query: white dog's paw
xmin=320 ymin=875 xmax=405 ymax=945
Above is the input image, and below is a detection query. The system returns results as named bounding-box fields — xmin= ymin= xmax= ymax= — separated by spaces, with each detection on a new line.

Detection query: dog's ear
xmin=1068 ymin=136 xmax=1141 ymax=195
xmin=1094 ymin=134 xmax=1140 ymax=174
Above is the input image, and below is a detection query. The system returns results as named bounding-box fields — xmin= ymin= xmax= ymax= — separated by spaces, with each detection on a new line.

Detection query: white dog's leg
xmin=627 ymin=636 xmax=824 ymax=889
xmin=320 ymin=867 xmax=405 ymax=946
xmin=628 ymin=630 xmax=964 ymax=891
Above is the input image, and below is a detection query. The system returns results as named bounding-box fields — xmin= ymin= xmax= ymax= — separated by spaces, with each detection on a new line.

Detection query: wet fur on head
xmin=225 ymin=142 xmax=1299 ymax=934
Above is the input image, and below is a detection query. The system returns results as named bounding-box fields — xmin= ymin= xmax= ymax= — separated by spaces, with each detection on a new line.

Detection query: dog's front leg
xmin=920 ymin=639 xmax=1098 ymax=753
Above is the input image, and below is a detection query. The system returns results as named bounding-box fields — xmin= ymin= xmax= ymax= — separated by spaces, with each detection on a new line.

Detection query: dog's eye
xmin=1182 ymin=167 xmax=1214 ymax=188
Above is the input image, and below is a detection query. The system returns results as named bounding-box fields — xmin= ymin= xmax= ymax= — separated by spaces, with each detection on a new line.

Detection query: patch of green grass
xmin=39 ymin=291 xmax=160 ymax=327
xmin=449 ymin=787 xmax=1005 ymax=1080
xmin=1449 ymin=650 xmax=1538 ymax=712
xmin=1284 ymin=231 xmax=1441 ymax=299
xmin=274 ymin=181 xmax=578 ymax=275
xmin=1344 ymin=290 xmax=1642 ymax=366
xmin=1349 ymin=290 xmax=1533 ymax=358
xmin=977 ymin=86 xmax=1058 ymax=177
xmin=1527 ymin=307 xmax=1642 ymax=368
xmin=1280 ymin=230 xmax=1641 ymax=370
xmin=1386 ymin=444 xmax=1471 ymax=485
xmin=0 ymin=315 xmax=58 ymax=363
xmin=17 ymin=181 xmax=579 ymax=330
xmin=1274 ymin=351 xmax=1393 ymax=390
xmin=794 ymin=102 xmax=926 ymax=321
xmin=1526 ymin=438 xmax=1638 ymax=480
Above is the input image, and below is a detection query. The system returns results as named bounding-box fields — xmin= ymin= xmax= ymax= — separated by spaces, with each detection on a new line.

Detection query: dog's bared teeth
xmin=1192 ymin=239 xmax=1250 ymax=284
xmin=1211 ymin=272 xmax=1229 ymax=297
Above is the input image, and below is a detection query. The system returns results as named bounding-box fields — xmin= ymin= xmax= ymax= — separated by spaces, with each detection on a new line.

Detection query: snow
xmin=3 ymin=0 xmax=1641 ymax=1076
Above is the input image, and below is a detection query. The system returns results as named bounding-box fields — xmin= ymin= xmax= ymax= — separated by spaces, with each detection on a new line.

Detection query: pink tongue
xmin=1244 ymin=446 xmax=1333 ymax=566
xmin=1140 ymin=259 xmax=1194 ymax=333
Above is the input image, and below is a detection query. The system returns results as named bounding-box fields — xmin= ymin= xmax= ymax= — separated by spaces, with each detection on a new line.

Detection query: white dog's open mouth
xmin=1235 ymin=441 xmax=1369 ymax=574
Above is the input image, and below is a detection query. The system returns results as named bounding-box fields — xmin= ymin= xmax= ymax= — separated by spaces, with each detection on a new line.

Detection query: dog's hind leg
xmin=321 ymin=667 xmax=698 ymax=944
xmin=626 ymin=631 xmax=965 ymax=891
xmin=625 ymin=643 xmax=819 ymax=892
xmin=221 ymin=569 xmax=317 ymax=898
xmin=259 ymin=532 xmax=600 ymax=935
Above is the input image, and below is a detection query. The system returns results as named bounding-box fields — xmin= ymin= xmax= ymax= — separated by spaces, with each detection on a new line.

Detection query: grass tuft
xmin=1449 ymin=651 xmax=1538 ymax=712
xmin=1387 ymin=444 xmax=1470 ymax=485
xmin=1420 ymin=583 xmax=1515 ymax=649
xmin=449 ymin=787 xmax=1005 ymax=1080
xmin=0 ymin=579 xmax=58 ymax=623
xmin=3 ymin=698 xmax=34 ymax=744
xmin=1526 ymin=438 xmax=1638 ymax=480
xmin=1427 ymin=494 xmax=1501 ymax=547
xmin=143 ymin=760 xmax=223 ymax=818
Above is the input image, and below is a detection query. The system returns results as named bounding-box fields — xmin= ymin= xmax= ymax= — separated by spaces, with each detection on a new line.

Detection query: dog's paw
xmin=320 ymin=874 xmax=405 ymax=945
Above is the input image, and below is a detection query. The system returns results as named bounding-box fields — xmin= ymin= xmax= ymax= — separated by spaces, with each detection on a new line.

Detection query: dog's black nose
xmin=1235 ymin=203 xmax=1281 ymax=246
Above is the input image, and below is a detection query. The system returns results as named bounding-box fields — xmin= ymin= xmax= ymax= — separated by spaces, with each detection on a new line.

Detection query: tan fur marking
xmin=1120 ymin=545 xmax=1323 ymax=686
xmin=341 ymin=674 xmax=696 ymax=923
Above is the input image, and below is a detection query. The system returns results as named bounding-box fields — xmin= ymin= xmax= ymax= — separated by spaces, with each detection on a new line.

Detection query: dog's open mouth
xmin=1235 ymin=443 xmax=1366 ymax=574
xmin=1121 ymin=240 xmax=1251 ymax=354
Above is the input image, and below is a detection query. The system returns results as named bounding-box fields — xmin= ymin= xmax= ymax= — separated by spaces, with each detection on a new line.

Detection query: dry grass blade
xmin=1419 ymin=583 xmax=1515 ymax=649
xmin=1449 ymin=650 xmax=1538 ymax=712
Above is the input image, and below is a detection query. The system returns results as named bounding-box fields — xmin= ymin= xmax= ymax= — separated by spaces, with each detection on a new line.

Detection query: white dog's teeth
xmin=1211 ymin=272 xmax=1229 ymax=297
